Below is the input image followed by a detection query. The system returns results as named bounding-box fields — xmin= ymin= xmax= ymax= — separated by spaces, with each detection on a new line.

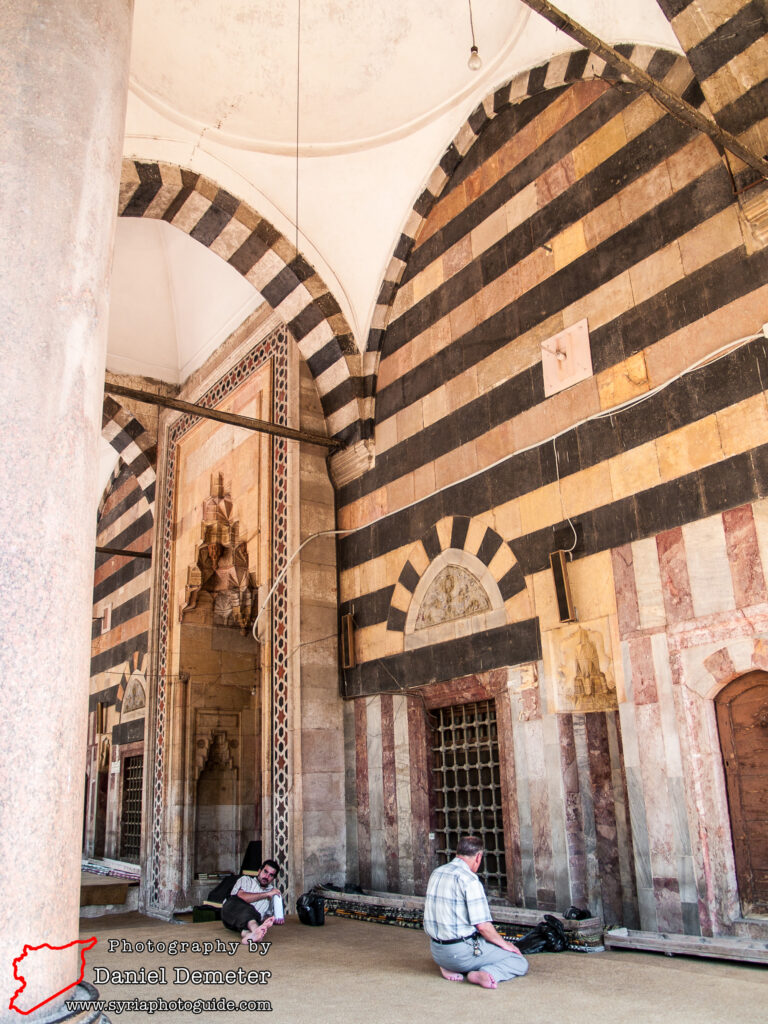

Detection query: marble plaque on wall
xmin=544 ymin=618 xmax=620 ymax=714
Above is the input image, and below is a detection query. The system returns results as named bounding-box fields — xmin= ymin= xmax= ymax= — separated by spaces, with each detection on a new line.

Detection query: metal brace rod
xmin=519 ymin=0 xmax=768 ymax=181
xmin=96 ymin=545 xmax=152 ymax=560
xmin=105 ymin=382 xmax=344 ymax=449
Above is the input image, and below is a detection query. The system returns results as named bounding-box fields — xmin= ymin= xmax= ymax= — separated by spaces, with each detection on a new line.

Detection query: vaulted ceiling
xmin=111 ymin=1 xmax=681 ymax=382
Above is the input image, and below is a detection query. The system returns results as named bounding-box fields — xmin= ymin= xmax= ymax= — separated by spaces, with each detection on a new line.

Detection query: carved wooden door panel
xmin=716 ymin=671 xmax=768 ymax=915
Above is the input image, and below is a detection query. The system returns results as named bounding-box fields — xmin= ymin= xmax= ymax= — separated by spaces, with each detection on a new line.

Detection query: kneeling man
xmin=423 ymin=836 xmax=528 ymax=989
xmin=221 ymin=858 xmax=285 ymax=945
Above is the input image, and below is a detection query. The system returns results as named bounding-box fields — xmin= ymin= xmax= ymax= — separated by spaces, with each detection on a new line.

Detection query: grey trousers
xmin=430 ymin=936 xmax=529 ymax=983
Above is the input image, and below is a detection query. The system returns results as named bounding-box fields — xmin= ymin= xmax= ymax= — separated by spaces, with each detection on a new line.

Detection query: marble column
xmin=0 ymin=2 xmax=133 ymax=1020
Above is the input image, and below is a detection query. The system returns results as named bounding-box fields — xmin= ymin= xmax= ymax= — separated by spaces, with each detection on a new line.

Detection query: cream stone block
xmin=552 ymin=221 xmax=587 ymax=272
xmin=598 ymin=351 xmax=650 ymax=410
xmin=490 ymin=500 xmax=522 ymax=541
xmin=682 ymin=516 xmax=735 ymax=619
xmin=505 ymin=182 xmax=539 ymax=233
xmin=169 ymin=190 xmax=211 ymax=233
xmin=209 ymin=217 xmax=252 ymax=261
xmin=488 ymin=542 xmax=515 ymax=582
xmin=390 ymin=581 xmax=413 ymax=614
xmin=609 ymin=440 xmax=661 ymax=501
xmin=573 ymin=113 xmax=627 ymax=179
xmin=505 ymin=585 xmax=533 ymax=624
xmin=717 ymin=393 xmax=768 ymax=457
xmin=632 ymin=536 xmax=666 ymax=630
xmin=297 ymin=317 xmax=334 ymax=360
xmin=245 ymin=247 xmax=289 ymax=292
xmin=407 ymin=540 xmax=430 ymax=577
xmin=707 ymin=37 xmax=768 ymax=113
xmin=411 ymin=257 xmax=444 ymax=305
xmin=396 ymin=402 xmax=424 ymax=443
xmin=568 ymin=551 xmax=617 ymax=621
xmin=628 ymin=242 xmax=684 ymax=306
xmin=532 ymin=567 xmax=560 ymax=632
xmin=355 ymin=622 xmax=394 ymax=663
xmin=519 ymin=481 xmax=563 ymax=536
xmin=560 ymin=461 xmax=613 ymax=519
xmin=436 ymin=517 xmax=453 ymax=554
xmin=679 ymin=207 xmax=743 ymax=277
xmin=385 ymin=546 xmax=412 ymax=585
xmin=656 ymin=414 xmax=723 ymax=481
xmin=375 ymin=413 xmax=398 ymax=455
xmin=464 ymin=517 xmax=487 ymax=557
xmin=470 ymin=205 xmax=508 ymax=260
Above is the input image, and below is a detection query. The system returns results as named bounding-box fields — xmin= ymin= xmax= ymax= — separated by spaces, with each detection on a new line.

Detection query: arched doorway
xmin=715 ymin=671 xmax=768 ymax=915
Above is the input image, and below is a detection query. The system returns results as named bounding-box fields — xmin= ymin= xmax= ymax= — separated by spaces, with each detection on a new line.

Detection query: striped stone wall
xmin=85 ymin=451 xmax=152 ymax=858
xmin=658 ymin=0 xmax=768 ymax=188
xmin=340 ymin=67 xmax=768 ymax=936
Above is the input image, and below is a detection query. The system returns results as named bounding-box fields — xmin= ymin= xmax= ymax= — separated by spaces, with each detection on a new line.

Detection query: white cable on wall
xmin=252 ymin=527 xmax=354 ymax=640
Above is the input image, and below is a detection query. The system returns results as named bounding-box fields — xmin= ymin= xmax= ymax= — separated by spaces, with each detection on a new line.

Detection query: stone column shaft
xmin=0 ymin=2 xmax=133 ymax=1019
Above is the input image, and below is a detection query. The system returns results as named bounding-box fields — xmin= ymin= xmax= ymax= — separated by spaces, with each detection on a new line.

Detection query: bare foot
xmin=261 ymin=916 xmax=275 ymax=931
xmin=466 ymin=970 xmax=498 ymax=989
xmin=241 ymin=922 xmax=268 ymax=945
xmin=439 ymin=967 xmax=464 ymax=982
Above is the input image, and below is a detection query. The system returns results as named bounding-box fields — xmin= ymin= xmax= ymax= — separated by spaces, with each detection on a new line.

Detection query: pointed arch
xmin=364 ymin=46 xmax=698 ymax=414
xmin=119 ymin=159 xmax=364 ymax=445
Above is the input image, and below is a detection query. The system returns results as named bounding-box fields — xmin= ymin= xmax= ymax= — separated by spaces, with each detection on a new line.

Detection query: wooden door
xmin=715 ymin=672 xmax=768 ymax=915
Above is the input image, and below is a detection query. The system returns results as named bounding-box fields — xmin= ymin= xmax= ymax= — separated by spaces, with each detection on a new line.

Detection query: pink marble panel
xmin=612 ymin=544 xmax=641 ymax=638
xmin=407 ymin=696 xmax=431 ymax=894
xmin=753 ymin=637 xmax=768 ymax=672
xmin=702 ymin=647 xmax=736 ymax=687
xmin=586 ymin=713 xmax=623 ymax=925
xmin=657 ymin=528 xmax=694 ymax=625
xmin=628 ymin=635 xmax=659 ymax=705
xmin=723 ymin=505 xmax=768 ymax=608
xmin=379 ymin=693 xmax=400 ymax=891
xmin=420 ymin=669 xmax=507 ymax=709
xmin=496 ymin=692 xmax=524 ymax=905
xmin=354 ymin=698 xmax=372 ymax=890
xmin=635 ymin=702 xmax=683 ymax=928
xmin=558 ymin=715 xmax=587 ymax=906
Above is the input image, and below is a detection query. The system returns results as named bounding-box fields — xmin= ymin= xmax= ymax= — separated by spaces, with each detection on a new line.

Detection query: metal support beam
xmin=519 ymin=0 xmax=768 ymax=181
xmin=105 ymin=382 xmax=344 ymax=449
xmin=95 ymin=545 xmax=152 ymax=560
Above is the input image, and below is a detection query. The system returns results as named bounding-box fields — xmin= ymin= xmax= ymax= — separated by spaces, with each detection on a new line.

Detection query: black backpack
xmin=516 ymin=914 xmax=569 ymax=954
xmin=296 ymin=891 xmax=325 ymax=926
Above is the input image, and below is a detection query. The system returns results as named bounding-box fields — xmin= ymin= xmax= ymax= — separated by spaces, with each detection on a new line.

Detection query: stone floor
xmin=77 ymin=911 xmax=767 ymax=1024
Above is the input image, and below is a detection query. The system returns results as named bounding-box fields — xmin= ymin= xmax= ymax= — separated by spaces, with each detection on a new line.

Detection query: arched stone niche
xmin=404 ymin=548 xmax=506 ymax=651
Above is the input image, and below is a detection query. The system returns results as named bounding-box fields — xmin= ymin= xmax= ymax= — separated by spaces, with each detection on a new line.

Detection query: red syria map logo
xmin=9 ymin=937 xmax=97 ymax=1015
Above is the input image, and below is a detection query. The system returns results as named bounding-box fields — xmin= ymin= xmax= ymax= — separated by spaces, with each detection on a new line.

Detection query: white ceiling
xmin=107 ymin=218 xmax=262 ymax=385
xmin=117 ymin=0 xmax=680 ymax=367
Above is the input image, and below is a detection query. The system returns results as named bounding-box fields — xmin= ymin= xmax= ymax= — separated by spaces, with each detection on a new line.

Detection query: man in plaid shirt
xmin=423 ymin=835 xmax=528 ymax=989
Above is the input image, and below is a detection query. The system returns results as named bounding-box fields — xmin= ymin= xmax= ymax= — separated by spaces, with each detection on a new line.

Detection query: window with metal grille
xmin=119 ymin=755 xmax=143 ymax=863
xmin=430 ymin=700 xmax=507 ymax=896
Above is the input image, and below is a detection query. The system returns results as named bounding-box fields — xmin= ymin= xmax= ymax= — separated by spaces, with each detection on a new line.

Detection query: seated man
xmin=423 ymin=835 xmax=528 ymax=989
xmin=221 ymin=858 xmax=285 ymax=945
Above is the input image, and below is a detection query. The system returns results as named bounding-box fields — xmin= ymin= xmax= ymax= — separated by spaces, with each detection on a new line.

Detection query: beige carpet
xmin=78 ymin=912 xmax=767 ymax=1024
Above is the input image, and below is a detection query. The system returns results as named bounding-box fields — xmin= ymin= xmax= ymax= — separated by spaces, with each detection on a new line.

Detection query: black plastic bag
xmin=516 ymin=914 xmax=568 ymax=953
xmin=296 ymin=891 xmax=325 ymax=926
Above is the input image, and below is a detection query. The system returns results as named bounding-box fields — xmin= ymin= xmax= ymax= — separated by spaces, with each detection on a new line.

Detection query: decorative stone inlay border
xmin=118 ymin=159 xmax=364 ymax=447
xmin=147 ymin=324 xmax=291 ymax=910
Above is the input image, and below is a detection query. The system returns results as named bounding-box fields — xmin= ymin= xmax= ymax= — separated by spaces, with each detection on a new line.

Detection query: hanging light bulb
xmin=467 ymin=1 xmax=482 ymax=71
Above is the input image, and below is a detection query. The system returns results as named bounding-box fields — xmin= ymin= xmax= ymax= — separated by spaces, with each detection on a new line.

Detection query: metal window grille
xmin=430 ymin=700 xmax=507 ymax=895
xmin=119 ymin=755 xmax=144 ymax=863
